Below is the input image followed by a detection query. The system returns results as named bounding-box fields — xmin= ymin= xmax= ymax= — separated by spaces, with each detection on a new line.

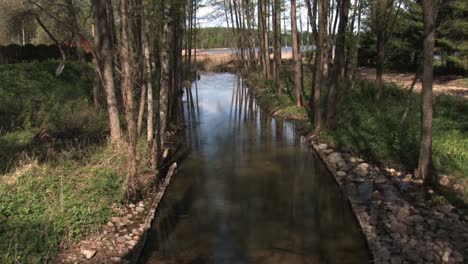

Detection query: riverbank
xmin=0 ymin=61 xmax=186 ymax=263
xmin=246 ymin=71 xmax=468 ymax=263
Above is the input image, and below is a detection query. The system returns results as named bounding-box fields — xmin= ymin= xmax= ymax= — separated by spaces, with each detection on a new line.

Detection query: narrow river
xmin=140 ymin=73 xmax=369 ymax=264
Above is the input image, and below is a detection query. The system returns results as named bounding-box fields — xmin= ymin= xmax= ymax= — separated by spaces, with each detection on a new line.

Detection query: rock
xmin=138 ymin=201 xmax=144 ymax=207
xmin=407 ymin=251 xmax=420 ymax=262
xmin=317 ymin=143 xmax=328 ymax=150
xmin=81 ymin=249 xmax=97 ymax=259
xmin=132 ymin=229 xmax=139 ymax=235
xmin=128 ymin=203 xmax=135 ymax=208
xmin=350 ymin=175 xmax=365 ymax=183
xmin=338 ymin=161 xmax=351 ymax=171
xmin=390 ymin=256 xmax=401 ymax=264
xmin=111 ymin=257 xmax=131 ymax=264
xmin=353 ymin=163 xmax=370 ymax=176
xmin=107 ymin=221 xmax=114 ymax=227
xmin=323 ymin=149 xmax=334 ymax=155
xmin=328 ymin=152 xmax=344 ymax=165
xmin=452 ymin=250 xmax=463 ymax=262
xmin=136 ymin=206 xmax=145 ymax=213
xmin=374 ymin=174 xmax=388 ymax=184
xmin=127 ymin=240 xmax=137 ymax=247
xmin=437 ymin=204 xmax=455 ymax=215
xmin=396 ymin=207 xmax=410 ymax=222
xmin=390 ymin=221 xmax=407 ymax=234
xmin=442 ymin=250 xmax=451 ymax=263
xmin=111 ymin=217 xmax=120 ymax=223
xmin=336 ymin=171 xmax=347 ymax=177
xmin=376 ymin=247 xmax=391 ymax=261
xmin=116 ymin=236 xmax=126 ymax=243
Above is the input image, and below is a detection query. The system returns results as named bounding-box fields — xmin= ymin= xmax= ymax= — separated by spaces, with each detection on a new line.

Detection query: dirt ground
xmin=356 ymin=67 xmax=468 ymax=99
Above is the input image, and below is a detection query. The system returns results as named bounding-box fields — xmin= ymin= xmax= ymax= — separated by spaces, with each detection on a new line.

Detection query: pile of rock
xmin=311 ymin=141 xmax=467 ymax=264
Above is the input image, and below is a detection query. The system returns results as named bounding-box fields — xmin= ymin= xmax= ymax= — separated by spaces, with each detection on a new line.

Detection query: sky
xmin=196 ymin=0 xmax=311 ymax=32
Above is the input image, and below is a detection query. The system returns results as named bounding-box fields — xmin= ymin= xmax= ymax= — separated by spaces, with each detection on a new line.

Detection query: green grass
xmin=319 ymin=80 xmax=468 ymax=179
xmin=247 ymin=73 xmax=308 ymax=119
xmin=0 ymin=61 xmax=126 ymax=263
xmin=0 ymin=143 xmax=126 ymax=263
xmin=0 ymin=60 xmax=93 ymax=130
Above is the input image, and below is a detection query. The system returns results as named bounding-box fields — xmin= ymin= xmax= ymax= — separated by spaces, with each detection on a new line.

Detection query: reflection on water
xmin=140 ymin=73 xmax=369 ymax=264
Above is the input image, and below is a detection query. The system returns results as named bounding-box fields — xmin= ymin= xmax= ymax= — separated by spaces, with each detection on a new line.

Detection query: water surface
xmin=140 ymin=73 xmax=369 ymax=264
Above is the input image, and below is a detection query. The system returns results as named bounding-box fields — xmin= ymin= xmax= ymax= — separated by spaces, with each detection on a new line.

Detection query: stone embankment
xmin=309 ymin=139 xmax=468 ymax=264
xmin=59 ymin=163 xmax=177 ymax=264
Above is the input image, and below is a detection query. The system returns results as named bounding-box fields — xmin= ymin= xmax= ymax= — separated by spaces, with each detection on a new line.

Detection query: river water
xmin=140 ymin=73 xmax=369 ymax=264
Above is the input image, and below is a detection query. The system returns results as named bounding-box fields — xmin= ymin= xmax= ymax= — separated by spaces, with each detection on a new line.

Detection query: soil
xmin=356 ymin=67 xmax=468 ymax=99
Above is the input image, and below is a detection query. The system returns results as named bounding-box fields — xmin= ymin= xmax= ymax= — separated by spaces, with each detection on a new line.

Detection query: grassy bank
xmin=248 ymin=72 xmax=468 ymax=206
xmin=0 ymin=61 xmax=128 ymax=262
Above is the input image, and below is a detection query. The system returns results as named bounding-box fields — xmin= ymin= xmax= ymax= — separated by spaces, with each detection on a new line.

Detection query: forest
xmin=0 ymin=0 xmax=467 ymax=263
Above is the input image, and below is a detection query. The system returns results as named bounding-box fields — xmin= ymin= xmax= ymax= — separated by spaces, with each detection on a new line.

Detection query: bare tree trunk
xmin=137 ymin=83 xmax=147 ymax=136
xmin=347 ymin=0 xmax=361 ymax=83
xmin=419 ymin=0 xmax=439 ymax=185
xmin=291 ymin=0 xmax=303 ymax=107
xmin=261 ymin=0 xmax=271 ymax=78
xmin=65 ymin=0 xmax=88 ymax=79
xmin=327 ymin=0 xmax=349 ymax=129
xmin=119 ymin=0 xmax=138 ymax=199
xmin=92 ymin=57 xmax=101 ymax=108
xmin=35 ymin=16 xmax=66 ymax=75
xmin=91 ymin=0 xmax=122 ymax=142
xmin=259 ymin=0 xmax=266 ymax=75
xmin=159 ymin=0 xmax=171 ymax=153
xmin=375 ymin=27 xmax=385 ymax=99
xmin=273 ymin=0 xmax=282 ymax=90
xmin=310 ymin=0 xmax=327 ymax=131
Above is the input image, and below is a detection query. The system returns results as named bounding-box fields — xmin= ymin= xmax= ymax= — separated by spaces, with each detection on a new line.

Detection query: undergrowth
xmin=0 ymin=61 xmax=126 ymax=263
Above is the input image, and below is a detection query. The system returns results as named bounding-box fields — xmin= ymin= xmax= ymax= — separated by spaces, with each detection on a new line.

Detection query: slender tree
xmin=310 ymin=0 xmax=327 ymax=131
xmin=327 ymin=0 xmax=350 ymax=129
xmin=272 ymin=0 xmax=282 ymax=89
xmin=91 ymin=0 xmax=122 ymax=142
xmin=119 ymin=0 xmax=138 ymax=198
xmin=291 ymin=0 xmax=303 ymax=107
xmin=419 ymin=0 xmax=439 ymax=185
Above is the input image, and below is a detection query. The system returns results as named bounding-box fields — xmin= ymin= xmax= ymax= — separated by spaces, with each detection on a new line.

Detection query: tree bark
xmin=159 ymin=0 xmax=171 ymax=153
xmin=119 ymin=0 xmax=138 ymax=199
xmin=291 ymin=0 xmax=303 ymax=107
xmin=419 ymin=0 xmax=438 ymax=185
xmin=310 ymin=0 xmax=327 ymax=131
xmin=273 ymin=0 xmax=282 ymax=92
xmin=327 ymin=0 xmax=350 ymax=129
xmin=91 ymin=0 xmax=122 ymax=142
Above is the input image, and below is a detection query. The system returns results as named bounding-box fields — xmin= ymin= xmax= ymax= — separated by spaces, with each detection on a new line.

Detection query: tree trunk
xmin=159 ymin=0 xmax=171 ymax=153
xmin=375 ymin=27 xmax=385 ymax=99
xmin=261 ymin=0 xmax=271 ymax=78
xmin=119 ymin=0 xmax=138 ymax=199
xmin=327 ymin=0 xmax=349 ymax=129
xmin=273 ymin=0 xmax=282 ymax=91
xmin=92 ymin=57 xmax=101 ymax=108
xmin=419 ymin=0 xmax=438 ymax=185
xmin=310 ymin=0 xmax=327 ymax=131
xmin=91 ymin=0 xmax=122 ymax=142
xmin=291 ymin=0 xmax=303 ymax=107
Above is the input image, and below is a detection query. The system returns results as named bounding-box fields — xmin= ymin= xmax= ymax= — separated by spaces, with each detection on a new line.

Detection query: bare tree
xmin=310 ymin=0 xmax=327 ymax=131
xmin=327 ymin=0 xmax=350 ymax=129
xmin=272 ymin=0 xmax=282 ymax=90
xmin=119 ymin=0 xmax=138 ymax=198
xmin=370 ymin=0 xmax=402 ymax=99
xmin=91 ymin=0 xmax=122 ymax=142
xmin=419 ymin=0 xmax=439 ymax=185
xmin=291 ymin=0 xmax=303 ymax=107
